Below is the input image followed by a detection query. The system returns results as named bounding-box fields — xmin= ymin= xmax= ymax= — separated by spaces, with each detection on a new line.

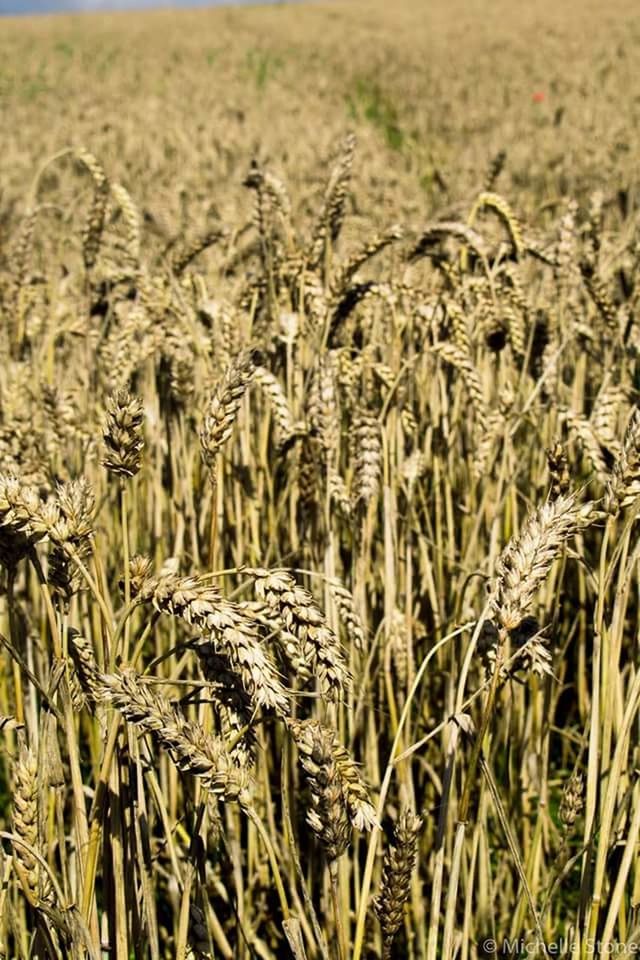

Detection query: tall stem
xmin=329 ymin=860 xmax=346 ymax=960
xmin=120 ymin=482 xmax=131 ymax=663
xmin=246 ymin=805 xmax=290 ymax=924
xmin=442 ymin=638 xmax=503 ymax=960
xmin=6 ymin=568 xmax=24 ymax=727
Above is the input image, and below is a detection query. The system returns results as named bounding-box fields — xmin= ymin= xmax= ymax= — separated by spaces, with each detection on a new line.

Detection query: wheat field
xmin=2 ymin=0 xmax=640 ymax=957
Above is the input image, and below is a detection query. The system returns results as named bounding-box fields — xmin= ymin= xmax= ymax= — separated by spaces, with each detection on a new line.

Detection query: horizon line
xmin=0 ymin=0 xmax=300 ymax=17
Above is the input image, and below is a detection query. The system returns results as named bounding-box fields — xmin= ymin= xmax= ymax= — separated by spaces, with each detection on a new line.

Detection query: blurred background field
xmin=3 ymin=0 xmax=640 ymax=236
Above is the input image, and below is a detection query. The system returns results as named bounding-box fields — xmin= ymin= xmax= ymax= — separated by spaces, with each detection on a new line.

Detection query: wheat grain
xmin=102 ymin=389 xmax=145 ymax=479
xmin=247 ymin=567 xmax=351 ymax=700
xmin=373 ymin=809 xmax=422 ymax=959
xmin=492 ymin=494 xmax=595 ymax=633
xmin=200 ymin=349 xmax=257 ymax=475
xmin=101 ymin=669 xmax=253 ymax=806
xmin=134 ymin=573 xmax=290 ymax=714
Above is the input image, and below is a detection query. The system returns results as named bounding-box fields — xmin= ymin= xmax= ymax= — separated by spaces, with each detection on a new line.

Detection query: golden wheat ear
xmin=374 ymin=809 xmax=422 ymax=959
